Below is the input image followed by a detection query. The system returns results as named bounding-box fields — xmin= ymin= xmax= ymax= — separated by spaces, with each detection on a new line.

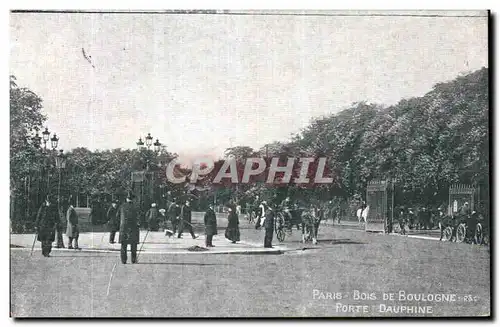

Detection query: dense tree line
xmin=10 ymin=68 xmax=489 ymax=230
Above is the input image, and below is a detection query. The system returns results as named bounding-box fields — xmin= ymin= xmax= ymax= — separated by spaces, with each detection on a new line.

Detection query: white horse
xmin=357 ymin=206 xmax=369 ymax=224
xmin=357 ymin=208 xmax=363 ymax=224
xmin=362 ymin=206 xmax=369 ymax=223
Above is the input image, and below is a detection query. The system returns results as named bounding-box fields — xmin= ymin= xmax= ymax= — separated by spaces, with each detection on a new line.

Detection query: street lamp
xmin=136 ymin=137 xmax=144 ymax=150
xmin=145 ymin=133 xmax=153 ymax=149
xmin=50 ymin=133 xmax=59 ymax=150
xmin=32 ymin=131 xmax=42 ymax=149
xmin=42 ymin=127 xmax=50 ymax=151
xmin=153 ymin=139 xmax=161 ymax=153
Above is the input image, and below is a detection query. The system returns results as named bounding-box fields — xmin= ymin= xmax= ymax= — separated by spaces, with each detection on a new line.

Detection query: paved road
xmin=11 ymin=216 xmax=490 ymax=317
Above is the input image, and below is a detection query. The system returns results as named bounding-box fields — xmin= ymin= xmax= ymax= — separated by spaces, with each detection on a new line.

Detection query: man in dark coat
xmin=263 ymin=204 xmax=275 ymax=248
xmin=177 ymin=200 xmax=197 ymax=239
xmin=225 ymin=203 xmax=240 ymax=243
xmin=204 ymin=204 xmax=217 ymax=247
xmin=66 ymin=197 xmax=80 ymax=250
xmin=118 ymin=193 xmax=140 ymax=264
xmin=146 ymin=203 xmax=160 ymax=231
xmin=107 ymin=201 xmax=119 ymax=243
xmin=167 ymin=199 xmax=180 ymax=234
xmin=35 ymin=196 xmax=58 ymax=257
xmin=90 ymin=198 xmax=105 ymax=225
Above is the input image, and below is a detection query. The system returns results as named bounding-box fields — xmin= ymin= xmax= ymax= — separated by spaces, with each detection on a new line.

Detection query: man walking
xmin=204 ymin=204 xmax=217 ymax=247
xmin=66 ymin=197 xmax=80 ymax=250
xmin=177 ymin=200 xmax=197 ymax=239
xmin=35 ymin=195 xmax=58 ymax=257
xmin=263 ymin=203 xmax=275 ymax=248
xmin=118 ymin=192 xmax=140 ymax=264
xmin=167 ymin=199 xmax=180 ymax=234
xmin=107 ymin=201 xmax=119 ymax=244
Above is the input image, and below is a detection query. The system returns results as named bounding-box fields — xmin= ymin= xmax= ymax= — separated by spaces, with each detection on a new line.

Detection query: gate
xmin=449 ymin=184 xmax=476 ymax=215
xmin=365 ymin=180 xmax=394 ymax=233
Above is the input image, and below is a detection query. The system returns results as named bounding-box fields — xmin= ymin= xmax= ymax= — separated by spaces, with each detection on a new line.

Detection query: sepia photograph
xmin=9 ymin=9 xmax=490 ymax=318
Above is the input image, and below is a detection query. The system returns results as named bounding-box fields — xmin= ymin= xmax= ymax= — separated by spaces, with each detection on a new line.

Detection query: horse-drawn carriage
xmin=274 ymin=205 xmax=323 ymax=244
xmin=439 ymin=211 xmax=489 ymax=245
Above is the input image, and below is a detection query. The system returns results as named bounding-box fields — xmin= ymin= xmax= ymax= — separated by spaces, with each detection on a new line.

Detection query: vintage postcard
xmin=9 ymin=9 xmax=490 ymax=318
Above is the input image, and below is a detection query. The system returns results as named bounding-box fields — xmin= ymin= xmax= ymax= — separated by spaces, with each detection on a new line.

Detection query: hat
xmin=151 ymin=203 xmax=157 ymax=207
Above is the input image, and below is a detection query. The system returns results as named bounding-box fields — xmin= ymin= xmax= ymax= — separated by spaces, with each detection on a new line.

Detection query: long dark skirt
xmin=225 ymin=227 xmax=240 ymax=242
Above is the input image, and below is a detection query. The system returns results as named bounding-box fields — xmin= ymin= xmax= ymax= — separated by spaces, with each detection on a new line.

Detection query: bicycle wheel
xmin=443 ymin=226 xmax=453 ymax=241
xmin=276 ymin=228 xmax=285 ymax=243
xmin=456 ymin=223 xmax=466 ymax=243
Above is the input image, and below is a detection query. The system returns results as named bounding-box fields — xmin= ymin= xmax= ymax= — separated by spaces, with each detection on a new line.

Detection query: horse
xmin=300 ymin=206 xmax=323 ymax=245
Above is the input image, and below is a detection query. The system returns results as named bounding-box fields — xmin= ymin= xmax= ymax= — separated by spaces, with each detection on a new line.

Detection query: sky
xmin=9 ymin=11 xmax=488 ymax=161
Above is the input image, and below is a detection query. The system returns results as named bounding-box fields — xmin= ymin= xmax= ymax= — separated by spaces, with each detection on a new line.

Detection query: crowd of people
xmin=32 ymin=192 xmax=282 ymax=261
xmin=31 ymin=190 xmax=488 ymax=261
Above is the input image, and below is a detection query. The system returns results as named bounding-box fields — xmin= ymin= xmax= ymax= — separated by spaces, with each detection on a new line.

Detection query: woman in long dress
xmin=225 ymin=204 xmax=240 ymax=243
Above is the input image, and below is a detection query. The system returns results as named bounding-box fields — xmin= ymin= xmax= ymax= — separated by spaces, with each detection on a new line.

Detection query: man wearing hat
xmin=263 ymin=202 xmax=275 ymax=248
xmin=177 ymin=200 xmax=197 ymax=239
xmin=35 ymin=195 xmax=59 ymax=257
xmin=118 ymin=192 xmax=140 ymax=264
xmin=66 ymin=196 xmax=80 ymax=250
xmin=167 ymin=198 xmax=181 ymax=234
xmin=204 ymin=203 xmax=217 ymax=247
xmin=106 ymin=200 xmax=119 ymax=244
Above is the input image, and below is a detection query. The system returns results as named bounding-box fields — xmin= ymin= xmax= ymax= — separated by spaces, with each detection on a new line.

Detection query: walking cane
xmin=136 ymin=229 xmax=150 ymax=262
xmin=30 ymin=232 xmax=37 ymax=256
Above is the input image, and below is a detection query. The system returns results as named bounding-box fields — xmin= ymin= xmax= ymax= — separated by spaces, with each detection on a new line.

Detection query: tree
xmin=10 ymin=75 xmax=47 ymax=223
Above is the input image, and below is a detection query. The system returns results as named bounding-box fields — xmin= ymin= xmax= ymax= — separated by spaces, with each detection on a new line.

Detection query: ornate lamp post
xmin=50 ymin=133 xmax=59 ymax=150
xmin=145 ymin=133 xmax=153 ymax=149
xmin=153 ymin=139 xmax=161 ymax=153
xmin=136 ymin=137 xmax=144 ymax=150
xmin=42 ymin=127 xmax=50 ymax=152
xmin=133 ymin=133 xmax=162 ymax=215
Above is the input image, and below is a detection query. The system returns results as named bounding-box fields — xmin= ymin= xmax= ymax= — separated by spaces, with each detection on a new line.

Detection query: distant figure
xmin=118 ymin=192 xmax=140 ymax=264
xmin=419 ymin=206 xmax=431 ymax=230
xmin=236 ymin=204 xmax=242 ymax=215
xmin=204 ymin=204 xmax=217 ymax=247
xmin=35 ymin=195 xmax=59 ymax=257
xmin=66 ymin=198 xmax=80 ymax=250
xmin=263 ymin=203 xmax=275 ymax=248
xmin=168 ymin=199 xmax=181 ymax=234
xmin=177 ymin=200 xmax=197 ymax=239
xmin=225 ymin=204 xmax=240 ymax=243
xmin=460 ymin=202 xmax=471 ymax=217
xmin=146 ymin=203 xmax=160 ymax=231
xmin=90 ymin=198 xmax=105 ymax=225
xmin=255 ymin=201 xmax=267 ymax=229
xmin=106 ymin=201 xmax=119 ymax=244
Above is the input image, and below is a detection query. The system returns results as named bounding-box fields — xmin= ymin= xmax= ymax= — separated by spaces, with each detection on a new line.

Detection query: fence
xmin=448 ymin=184 xmax=476 ymax=215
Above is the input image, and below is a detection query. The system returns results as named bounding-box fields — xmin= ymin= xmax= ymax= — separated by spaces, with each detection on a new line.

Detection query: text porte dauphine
xmin=312 ymin=289 xmax=461 ymax=314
